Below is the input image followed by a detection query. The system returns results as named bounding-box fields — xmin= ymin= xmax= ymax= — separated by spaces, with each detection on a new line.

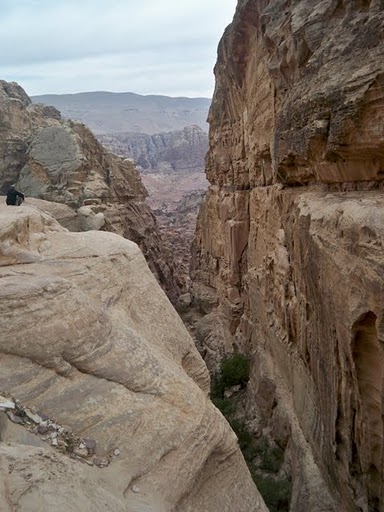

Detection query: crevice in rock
xmin=351 ymin=311 xmax=384 ymax=508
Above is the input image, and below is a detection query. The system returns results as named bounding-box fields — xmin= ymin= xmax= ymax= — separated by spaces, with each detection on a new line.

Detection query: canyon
xmin=99 ymin=125 xmax=209 ymax=285
xmin=0 ymin=79 xmax=267 ymax=510
xmin=33 ymin=95 xmax=211 ymax=292
xmin=1 ymin=0 xmax=384 ymax=510
xmin=190 ymin=0 xmax=384 ymax=510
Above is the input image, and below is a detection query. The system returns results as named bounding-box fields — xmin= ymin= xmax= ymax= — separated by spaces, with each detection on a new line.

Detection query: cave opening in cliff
xmin=351 ymin=311 xmax=384 ymax=507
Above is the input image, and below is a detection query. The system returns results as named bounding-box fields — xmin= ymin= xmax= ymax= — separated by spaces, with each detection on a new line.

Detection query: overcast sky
xmin=0 ymin=0 xmax=237 ymax=98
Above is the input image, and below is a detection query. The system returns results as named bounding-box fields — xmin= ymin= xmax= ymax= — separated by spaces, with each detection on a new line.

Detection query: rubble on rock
xmin=0 ymin=393 xmax=108 ymax=466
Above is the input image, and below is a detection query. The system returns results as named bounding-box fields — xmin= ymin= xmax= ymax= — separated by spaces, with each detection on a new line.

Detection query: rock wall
xmin=0 ymin=80 xmax=182 ymax=301
xmin=191 ymin=1 xmax=384 ymax=510
xmin=0 ymin=204 xmax=267 ymax=512
xmin=99 ymin=125 xmax=208 ymax=173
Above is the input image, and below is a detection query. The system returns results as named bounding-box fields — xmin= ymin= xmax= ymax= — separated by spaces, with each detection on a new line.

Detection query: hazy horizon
xmin=32 ymin=90 xmax=212 ymax=100
xmin=0 ymin=0 xmax=237 ymax=98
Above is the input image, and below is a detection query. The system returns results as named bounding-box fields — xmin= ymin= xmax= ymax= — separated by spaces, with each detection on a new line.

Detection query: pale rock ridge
xmin=0 ymin=80 xmax=182 ymax=301
xmin=191 ymin=1 xmax=384 ymax=510
xmin=0 ymin=204 xmax=267 ymax=512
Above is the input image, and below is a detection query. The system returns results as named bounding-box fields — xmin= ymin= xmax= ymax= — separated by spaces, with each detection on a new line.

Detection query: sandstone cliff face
xmin=0 ymin=80 xmax=182 ymax=301
xmin=191 ymin=1 xmax=384 ymax=510
xmin=0 ymin=204 xmax=267 ymax=512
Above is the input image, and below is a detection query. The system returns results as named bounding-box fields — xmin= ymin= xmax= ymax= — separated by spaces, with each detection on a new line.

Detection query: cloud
xmin=0 ymin=0 xmax=237 ymax=96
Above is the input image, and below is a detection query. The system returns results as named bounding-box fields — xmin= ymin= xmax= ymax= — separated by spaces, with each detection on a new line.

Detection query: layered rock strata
xmin=0 ymin=80 xmax=182 ymax=301
xmin=0 ymin=204 xmax=267 ymax=512
xmin=99 ymin=125 xmax=208 ymax=173
xmin=191 ymin=1 xmax=384 ymax=510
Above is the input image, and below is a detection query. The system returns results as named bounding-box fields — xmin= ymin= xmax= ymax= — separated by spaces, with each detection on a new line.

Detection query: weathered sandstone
xmin=191 ymin=1 xmax=384 ymax=510
xmin=0 ymin=204 xmax=267 ymax=512
xmin=0 ymin=80 xmax=182 ymax=301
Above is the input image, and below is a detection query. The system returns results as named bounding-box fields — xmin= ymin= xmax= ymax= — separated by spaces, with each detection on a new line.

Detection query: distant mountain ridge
xmin=32 ymin=91 xmax=211 ymax=135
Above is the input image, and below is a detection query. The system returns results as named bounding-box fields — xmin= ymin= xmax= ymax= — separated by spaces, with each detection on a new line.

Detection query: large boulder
xmin=0 ymin=204 xmax=267 ymax=512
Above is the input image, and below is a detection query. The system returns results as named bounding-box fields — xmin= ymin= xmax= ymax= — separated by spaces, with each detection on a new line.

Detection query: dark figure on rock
xmin=6 ymin=185 xmax=25 ymax=206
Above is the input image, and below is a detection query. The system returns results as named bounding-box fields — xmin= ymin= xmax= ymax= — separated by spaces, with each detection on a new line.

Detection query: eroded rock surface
xmin=0 ymin=80 xmax=182 ymax=301
xmin=0 ymin=204 xmax=267 ymax=512
xmin=191 ymin=1 xmax=384 ymax=510
xmin=99 ymin=125 xmax=208 ymax=173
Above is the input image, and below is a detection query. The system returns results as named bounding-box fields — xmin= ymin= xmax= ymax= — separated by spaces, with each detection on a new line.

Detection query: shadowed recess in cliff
xmin=351 ymin=311 xmax=384 ymax=510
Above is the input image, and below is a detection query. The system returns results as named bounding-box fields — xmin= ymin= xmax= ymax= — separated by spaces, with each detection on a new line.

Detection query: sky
xmin=0 ymin=0 xmax=237 ymax=98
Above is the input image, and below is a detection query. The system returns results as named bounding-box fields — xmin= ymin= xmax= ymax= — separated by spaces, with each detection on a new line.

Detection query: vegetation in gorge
xmin=210 ymin=353 xmax=292 ymax=512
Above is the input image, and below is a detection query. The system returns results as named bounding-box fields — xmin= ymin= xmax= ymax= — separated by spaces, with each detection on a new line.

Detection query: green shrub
xmin=260 ymin=445 xmax=285 ymax=474
xmin=210 ymin=371 xmax=226 ymax=399
xmin=220 ymin=353 xmax=251 ymax=389
xmin=211 ymin=397 xmax=236 ymax=417
xmin=228 ymin=418 xmax=253 ymax=452
xmin=209 ymin=352 xmax=290 ymax=510
xmin=253 ymin=475 xmax=292 ymax=512
xmin=254 ymin=438 xmax=269 ymax=458
xmin=210 ymin=353 xmax=251 ymax=399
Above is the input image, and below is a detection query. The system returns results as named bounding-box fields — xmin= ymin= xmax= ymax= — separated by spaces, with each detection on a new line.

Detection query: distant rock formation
xmin=0 ymin=204 xmax=267 ymax=512
xmin=190 ymin=1 xmax=384 ymax=510
xmin=31 ymin=91 xmax=210 ymax=296
xmin=99 ymin=125 xmax=209 ymax=291
xmin=99 ymin=125 xmax=208 ymax=173
xmin=31 ymin=91 xmax=211 ymax=135
xmin=152 ymin=191 xmax=206 ymax=291
xmin=0 ymin=80 xmax=182 ymax=301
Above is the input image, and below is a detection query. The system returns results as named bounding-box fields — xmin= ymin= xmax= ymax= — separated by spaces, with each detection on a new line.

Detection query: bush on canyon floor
xmin=210 ymin=353 xmax=291 ymax=510
xmin=252 ymin=475 xmax=292 ymax=512
xmin=258 ymin=443 xmax=285 ymax=474
xmin=210 ymin=397 xmax=236 ymax=417
xmin=211 ymin=353 xmax=251 ymax=399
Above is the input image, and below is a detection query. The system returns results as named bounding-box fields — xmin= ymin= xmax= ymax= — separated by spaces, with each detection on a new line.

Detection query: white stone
xmin=0 ymin=400 xmax=15 ymax=410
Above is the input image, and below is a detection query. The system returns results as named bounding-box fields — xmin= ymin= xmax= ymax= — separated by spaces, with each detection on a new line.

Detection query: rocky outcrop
xmin=99 ymin=125 xmax=208 ymax=173
xmin=191 ymin=1 xmax=384 ymax=511
xmin=0 ymin=80 xmax=182 ymax=301
xmin=0 ymin=204 xmax=267 ymax=512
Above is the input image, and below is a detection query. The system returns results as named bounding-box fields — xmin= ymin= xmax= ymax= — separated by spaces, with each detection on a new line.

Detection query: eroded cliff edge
xmin=191 ymin=1 xmax=384 ymax=510
xmin=0 ymin=80 xmax=183 ymax=301
xmin=0 ymin=205 xmax=267 ymax=512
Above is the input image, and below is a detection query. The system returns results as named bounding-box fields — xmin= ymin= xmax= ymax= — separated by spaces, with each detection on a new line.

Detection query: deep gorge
xmin=1 ymin=0 xmax=384 ymax=510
